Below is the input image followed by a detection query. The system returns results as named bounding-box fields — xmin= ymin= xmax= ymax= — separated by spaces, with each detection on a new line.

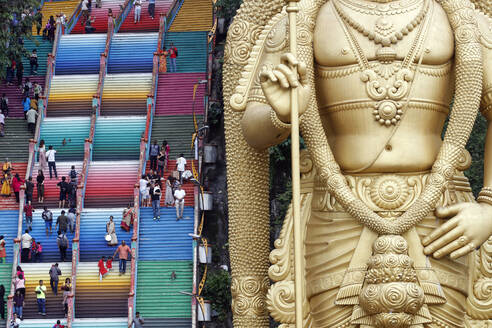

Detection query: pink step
xmin=155 ymin=73 xmax=206 ymax=116
xmin=0 ymin=76 xmax=45 ymax=118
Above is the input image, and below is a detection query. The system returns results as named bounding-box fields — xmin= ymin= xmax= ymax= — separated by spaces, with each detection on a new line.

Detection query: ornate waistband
xmin=319 ymin=100 xmax=450 ymax=115
xmin=310 ymin=171 xmax=474 ymax=212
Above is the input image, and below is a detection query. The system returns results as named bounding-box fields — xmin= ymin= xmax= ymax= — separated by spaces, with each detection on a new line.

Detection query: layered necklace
xmin=333 ymin=0 xmax=431 ymax=126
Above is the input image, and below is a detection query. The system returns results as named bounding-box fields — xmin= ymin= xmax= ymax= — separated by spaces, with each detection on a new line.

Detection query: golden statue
xmin=223 ymin=0 xmax=491 ymax=326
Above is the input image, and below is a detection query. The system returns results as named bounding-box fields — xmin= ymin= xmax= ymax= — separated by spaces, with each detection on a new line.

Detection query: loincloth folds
xmin=305 ymin=171 xmax=473 ymax=328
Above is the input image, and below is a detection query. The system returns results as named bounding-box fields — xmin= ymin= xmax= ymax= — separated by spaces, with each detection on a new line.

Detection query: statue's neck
xmin=364 ymin=0 xmax=403 ymax=3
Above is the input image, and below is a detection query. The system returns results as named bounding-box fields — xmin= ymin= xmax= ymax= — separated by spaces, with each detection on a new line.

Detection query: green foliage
xmin=202 ymin=269 xmax=232 ymax=322
xmin=0 ymin=0 xmax=42 ymax=78
xmin=214 ymin=0 xmax=243 ymax=19
xmin=465 ymin=114 xmax=487 ymax=196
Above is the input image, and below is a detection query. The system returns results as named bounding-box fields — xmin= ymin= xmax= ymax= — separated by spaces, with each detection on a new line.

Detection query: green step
xmin=150 ymin=115 xmax=202 ymax=159
xmin=136 ymin=261 xmax=192 ymax=318
xmin=21 ymin=36 xmax=53 ymax=76
xmin=0 ymin=263 xmax=13 ymax=317
xmin=0 ymin=118 xmax=32 ymax=162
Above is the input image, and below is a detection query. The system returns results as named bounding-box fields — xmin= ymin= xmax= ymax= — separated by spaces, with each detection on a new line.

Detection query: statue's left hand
xmin=422 ymin=203 xmax=492 ymax=259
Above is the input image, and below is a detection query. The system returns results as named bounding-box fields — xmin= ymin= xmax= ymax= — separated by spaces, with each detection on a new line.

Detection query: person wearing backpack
xmin=57 ymin=177 xmax=69 ymax=208
xmin=149 ymin=139 xmax=160 ymax=171
xmin=168 ymin=43 xmax=178 ymax=72
xmin=1 ymin=94 xmax=8 ymax=117
xmin=69 ymin=166 xmax=77 ymax=184
xmin=57 ymin=231 xmax=69 ymax=262
xmin=42 ymin=206 xmax=53 ymax=236
xmin=150 ymin=182 xmax=161 ymax=221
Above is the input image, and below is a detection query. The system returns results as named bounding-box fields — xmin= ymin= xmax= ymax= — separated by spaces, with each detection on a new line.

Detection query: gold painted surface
xmin=223 ymin=0 xmax=492 ymax=326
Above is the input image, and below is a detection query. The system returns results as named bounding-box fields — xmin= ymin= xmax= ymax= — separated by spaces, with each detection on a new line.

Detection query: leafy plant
xmin=201 ymin=269 xmax=232 ymax=322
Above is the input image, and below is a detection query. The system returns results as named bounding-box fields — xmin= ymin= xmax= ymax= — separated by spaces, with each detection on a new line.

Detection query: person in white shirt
xmin=0 ymin=112 xmax=4 ymax=137
xmin=174 ymin=184 xmax=186 ymax=220
xmin=176 ymin=154 xmax=187 ymax=184
xmin=45 ymin=145 xmax=57 ymax=179
xmin=139 ymin=174 xmax=150 ymax=207
xmin=134 ymin=0 xmax=142 ymax=23
xmin=21 ymin=229 xmax=32 ymax=263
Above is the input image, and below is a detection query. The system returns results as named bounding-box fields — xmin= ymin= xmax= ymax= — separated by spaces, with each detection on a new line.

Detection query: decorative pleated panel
xmin=19 ymin=262 xmax=72 ymax=319
xmin=84 ymin=161 xmax=139 ymax=208
xmin=0 ymin=119 xmax=32 ymax=161
xmin=0 ymin=76 xmax=45 ymax=118
xmin=101 ymin=74 xmax=152 ymax=115
xmin=56 ymin=34 xmax=107 ymax=75
xmin=22 ymin=37 xmax=53 ymax=77
xmin=0 ymin=211 xmax=19 ymax=262
xmin=150 ymin=115 xmax=202 ymax=158
xmin=164 ymin=32 xmax=208 ymax=73
xmin=75 ymin=262 xmax=131 ymax=318
xmin=70 ymin=0 xmax=125 ymax=34
xmin=169 ymin=0 xmax=213 ymax=32
xmin=0 ymin=163 xmax=27 ymax=210
xmin=79 ymin=209 xmax=133 ymax=261
xmin=136 ymin=261 xmax=192 ymax=318
xmin=39 ymin=117 xmax=91 ymax=161
xmin=108 ymin=33 xmax=158 ymax=74
xmin=23 ymin=210 xmax=75 ymax=262
xmin=32 ymin=162 xmax=83 ymax=208
xmin=92 ymin=116 xmax=146 ymax=160
xmin=138 ymin=208 xmax=194 ymax=261
xmin=118 ymin=0 xmax=173 ymax=33
xmin=48 ymin=74 xmax=99 ymax=116
xmin=32 ymin=0 xmax=80 ymax=35
xmin=155 ymin=72 xmax=205 ymax=116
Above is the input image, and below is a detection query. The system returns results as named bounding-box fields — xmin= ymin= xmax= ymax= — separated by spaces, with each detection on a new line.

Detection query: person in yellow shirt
xmin=35 ymin=280 xmax=46 ymax=316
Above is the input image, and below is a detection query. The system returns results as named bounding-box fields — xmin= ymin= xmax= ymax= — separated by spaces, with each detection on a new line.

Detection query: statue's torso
xmin=313 ymin=0 xmax=455 ymax=173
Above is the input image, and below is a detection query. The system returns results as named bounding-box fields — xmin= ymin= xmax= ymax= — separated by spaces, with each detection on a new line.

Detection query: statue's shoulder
xmin=475 ymin=9 xmax=491 ymax=46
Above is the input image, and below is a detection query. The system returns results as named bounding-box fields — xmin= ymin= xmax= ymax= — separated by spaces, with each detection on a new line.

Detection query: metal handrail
xmin=165 ymin=0 xmax=184 ymax=30
xmin=114 ymin=0 xmax=134 ymax=33
xmin=5 ymin=18 xmax=62 ymax=328
xmin=64 ymin=0 xmax=84 ymax=34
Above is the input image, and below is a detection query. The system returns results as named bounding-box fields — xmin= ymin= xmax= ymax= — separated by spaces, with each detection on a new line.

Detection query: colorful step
xmin=108 ymin=33 xmax=158 ymax=74
xmin=169 ymin=0 xmax=213 ymax=32
xmin=21 ymin=36 xmax=54 ymax=77
xmin=0 ymin=211 xmax=20 ymax=262
xmin=138 ymin=207 xmax=194 ymax=261
xmin=55 ymin=34 xmax=107 ymax=75
xmin=92 ymin=116 xmax=146 ymax=160
xmin=72 ymin=318 xmax=127 ymax=328
xmin=101 ymin=73 xmax=152 ymax=115
xmin=75 ymin=261 xmax=131 ymax=318
xmin=150 ymin=115 xmax=202 ymax=159
xmin=32 ymin=0 xmax=81 ymax=35
xmin=47 ymin=74 xmax=99 ymax=117
xmin=22 ymin=209 xmax=75 ymax=263
xmin=32 ymin=162 xmax=83 ymax=208
xmin=155 ymin=72 xmax=205 ymax=116
xmin=0 ymin=76 xmax=45 ymax=118
xmin=118 ymin=0 xmax=173 ymax=33
xmin=0 ymin=263 xmax=12 ymax=319
xmin=18 ymin=262 xmax=72 ymax=319
xmin=0 ymin=119 xmax=32 ymax=161
xmin=0 ymin=163 xmax=27 ymax=210
xmin=164 ymin=32 xmax=208 ymax=73
xmin=79 ymin=209 xmax=133 ymax=261
xmin=39 ymin=117 xmax=91 ymax=161
xmin=85 ymin=161 xmax=139 ymax=208
xmin=70 ymin=0 xmax=125 ymax=34
xmin=135 ymin=261 xmax=192 ymax=319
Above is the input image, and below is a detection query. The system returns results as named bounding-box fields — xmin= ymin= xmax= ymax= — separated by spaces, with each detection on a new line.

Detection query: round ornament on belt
xmin=370 ymin=175 xmax=410 ymax=210
xmin=374 ymin=100 xmax=403 ymax=126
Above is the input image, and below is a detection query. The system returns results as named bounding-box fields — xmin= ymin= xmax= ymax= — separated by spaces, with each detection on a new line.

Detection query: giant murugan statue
xmin=223 ymin=0 xmax=491 ymax=326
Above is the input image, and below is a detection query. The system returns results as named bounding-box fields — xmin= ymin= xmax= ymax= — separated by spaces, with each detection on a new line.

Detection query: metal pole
xmin=286 ymin=1 xmax=303 ymax=327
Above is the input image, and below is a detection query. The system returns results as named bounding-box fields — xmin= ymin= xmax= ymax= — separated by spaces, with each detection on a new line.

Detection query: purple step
xmin=155 ymin=72 xmax=206 ymax=116
xmin=0 ymin=76 xmax=45 ymax=118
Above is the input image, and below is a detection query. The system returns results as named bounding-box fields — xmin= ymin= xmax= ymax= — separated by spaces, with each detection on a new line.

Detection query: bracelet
xmin=270 ymin=109 xmax=291 ymax=130
xmin=477 ymin=187 xmax=492 ymax=206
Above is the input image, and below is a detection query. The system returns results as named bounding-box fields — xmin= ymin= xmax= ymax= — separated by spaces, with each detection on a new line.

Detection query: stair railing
xmin=165 ymin=0 xmax=184 ymax=30
xmin=64 ymin=0 xmax=84 ymax=34
xmin=5 ymin=18 xmax=62 ymax=328
xmin=114 ymin=0 xmax=134 ymax=33
xmin=127 ymin=13 xmax=166 ymax=326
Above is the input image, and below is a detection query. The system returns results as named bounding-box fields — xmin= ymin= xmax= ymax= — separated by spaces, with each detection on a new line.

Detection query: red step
xmin=119 ymin=0 xmax=173 ymax=32
xmin=155 ymin=73 xmax=206 ymax=116
xmin=71 ymin=0 xmax=125 ymax=34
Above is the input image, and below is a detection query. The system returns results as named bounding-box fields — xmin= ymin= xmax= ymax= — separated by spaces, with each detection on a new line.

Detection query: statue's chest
xmin=313 ymin=0 xmax=454 ymax=67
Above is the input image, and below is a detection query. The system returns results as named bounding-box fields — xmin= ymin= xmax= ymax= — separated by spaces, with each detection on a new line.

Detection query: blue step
xmin=0 ymin=210 xmax=19 ymax=262
xmin=108 ymin=33 xmax=158 ymax=74
xmin=138 ymin=207 xmax=194 ymax=261
xmin=56 ymin=34 xmax=107 ymax=75
xmin=79 ymin=209 xmax=133 ymax=261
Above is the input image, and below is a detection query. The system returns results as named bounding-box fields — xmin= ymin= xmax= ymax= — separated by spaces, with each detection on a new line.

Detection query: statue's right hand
xmin=259 ymin=53 xmax=311 ymax=123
